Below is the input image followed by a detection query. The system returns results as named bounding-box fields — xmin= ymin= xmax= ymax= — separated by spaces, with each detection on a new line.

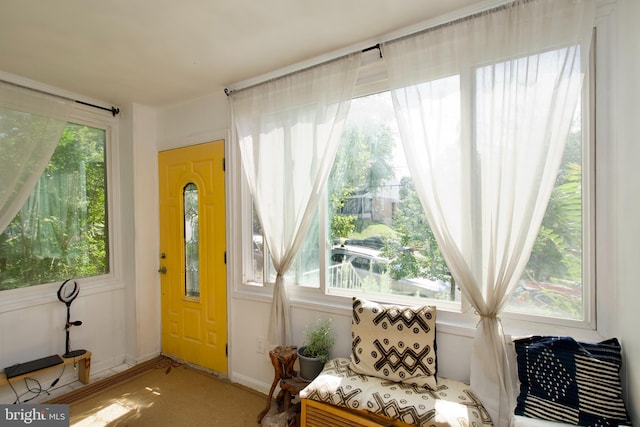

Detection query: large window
xmin=244 ymin=47 xmax=591 ymax=323
xmin=325 ymin=88 xmax=586 ymax=320
xmin=327 ymin=92 xmax=457 ymax=303
xmin=0 ymin=121 xmax=109 ymax=290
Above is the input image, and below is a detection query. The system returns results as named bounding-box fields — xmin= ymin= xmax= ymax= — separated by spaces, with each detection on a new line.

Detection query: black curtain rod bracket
xmin=75 ymin=100 xmax=120 ymax=117
xmin=362 ymin=43 xmax=383 ymax=58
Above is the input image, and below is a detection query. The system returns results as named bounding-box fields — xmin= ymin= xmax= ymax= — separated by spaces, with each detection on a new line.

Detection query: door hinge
xmin=222 ymin=157 xmax=226 ymax=171
xmin=224 ymin=251 xmax=227 ymax=264
xmin=226 ymin=343 xmax=228 ymax=357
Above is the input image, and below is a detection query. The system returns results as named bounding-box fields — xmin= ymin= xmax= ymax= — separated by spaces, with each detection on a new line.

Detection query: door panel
xmin=158 ymin=140 xmax=227 ymax=374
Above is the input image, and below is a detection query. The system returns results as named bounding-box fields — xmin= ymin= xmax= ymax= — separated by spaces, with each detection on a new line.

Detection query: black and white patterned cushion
xmin=350 ymin=297 xmax=437 ymax=389
xmin=301 ymin=358 xmax=493 ymax=426
xmin=514 ymin=336 xmax=630 ymax=426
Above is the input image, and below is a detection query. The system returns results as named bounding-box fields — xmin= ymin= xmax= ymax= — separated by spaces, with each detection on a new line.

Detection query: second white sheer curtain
xmin=384 ymin=0 xmax=595 ymax=425
xmin=0 ymin=81 xmax=74 ymax=234
xmin=230 ymin=54 xmax=361 ymax=346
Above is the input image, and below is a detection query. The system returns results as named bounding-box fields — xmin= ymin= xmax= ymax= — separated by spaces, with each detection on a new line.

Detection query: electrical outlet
xmin=256 ymin=337 xmax=265 ymax=354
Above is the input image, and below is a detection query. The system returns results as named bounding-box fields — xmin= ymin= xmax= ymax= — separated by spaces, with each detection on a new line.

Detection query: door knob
xmin=158 ymin=266 xmax=167 ymax=274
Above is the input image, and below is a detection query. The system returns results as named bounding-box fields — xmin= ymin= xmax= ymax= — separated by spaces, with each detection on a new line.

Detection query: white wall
xmin=157 ymin=92 xmax=228 ymax=151
xmin=0 ymin=285 xmax=127 ymax=403
xmin=130 ymin=103 xmax=162 ymax=363
xmin=226 ymin=294 xmax=476 ymax=395
xmin=613 ymin=0 xmax=640 ymax=422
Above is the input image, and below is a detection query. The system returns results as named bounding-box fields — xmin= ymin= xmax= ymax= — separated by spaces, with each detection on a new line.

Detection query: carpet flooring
xmin=48 ymin=356 xmax=268 ymax=426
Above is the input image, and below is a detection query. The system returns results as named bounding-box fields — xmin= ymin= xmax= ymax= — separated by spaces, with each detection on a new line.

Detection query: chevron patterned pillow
xmin=350 ymin=297 xmax=437 ymax=389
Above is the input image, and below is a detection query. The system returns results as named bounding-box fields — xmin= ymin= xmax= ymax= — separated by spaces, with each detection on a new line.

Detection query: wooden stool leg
xmin=78 ymin=356 xmax=91 ymax=384
xmin=257 ymin=349 xmax=283 ymax=423
xmin=258 ymin=346 xmax=301 ymax=425
xmin=283 ymin=390 xmax=292 ymax=410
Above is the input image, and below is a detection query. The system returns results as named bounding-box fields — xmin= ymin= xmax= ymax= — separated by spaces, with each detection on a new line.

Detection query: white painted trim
xmin=591 ymin=0 xmax=617 ymax=342
xmin=230 ymin=371 xmax=271 ymax=395
xmin=0 ymin=280 xmax=125 ymax=314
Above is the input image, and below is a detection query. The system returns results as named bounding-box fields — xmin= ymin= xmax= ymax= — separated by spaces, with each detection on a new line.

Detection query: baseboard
xmin=230 ymin=371 xmax=271 ymax=395
xmin=46 ymin=355 xmax=168 ymax=405
xmin=132 ymin=351 xmax=162 ymax=365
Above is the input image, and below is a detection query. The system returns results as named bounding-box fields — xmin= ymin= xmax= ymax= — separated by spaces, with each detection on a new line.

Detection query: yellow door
xmin=158 ymin=140 xmax=227 ymax=374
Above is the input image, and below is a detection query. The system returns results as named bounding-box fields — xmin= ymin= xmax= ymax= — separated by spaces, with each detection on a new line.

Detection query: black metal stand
xmin=57 ymin=280 xmax=87 ymax=358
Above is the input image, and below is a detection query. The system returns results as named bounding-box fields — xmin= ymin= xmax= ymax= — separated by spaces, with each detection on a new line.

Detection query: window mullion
xmin=459 ymin=66 xmax=476 ymax=314
xmin=319 ymin=191 xmax=328 ymax=293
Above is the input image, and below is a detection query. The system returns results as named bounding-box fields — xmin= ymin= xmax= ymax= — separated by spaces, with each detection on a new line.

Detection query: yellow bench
xmin=0 ymin=351 xmax=91 ymax=387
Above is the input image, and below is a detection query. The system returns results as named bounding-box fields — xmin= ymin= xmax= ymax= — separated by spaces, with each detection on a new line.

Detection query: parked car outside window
xmin=329 ymin=244 xmax=451 ymax=299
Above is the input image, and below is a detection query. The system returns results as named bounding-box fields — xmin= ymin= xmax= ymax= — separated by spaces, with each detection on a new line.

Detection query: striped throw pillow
xmin=514 ymin=336 xmax=630 ymax=426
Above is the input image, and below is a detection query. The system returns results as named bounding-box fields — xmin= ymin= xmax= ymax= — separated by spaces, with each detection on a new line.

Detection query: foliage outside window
xmin=506 ymin=109 xmax=583 ymax=319
xmin=327 ymin=92 xmax=457 ymax=302
xmin=0 ymin=123 xmax=109 ymax=290
xmin=247 ymin=50 xmax=588 ymax=322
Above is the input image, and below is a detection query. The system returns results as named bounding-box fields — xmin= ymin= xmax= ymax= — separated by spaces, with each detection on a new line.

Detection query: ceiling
xmin=0 ymin=0 xmax=484 ymax=108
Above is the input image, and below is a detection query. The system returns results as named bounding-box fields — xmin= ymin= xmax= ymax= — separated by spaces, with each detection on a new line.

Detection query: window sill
xmin=0 ymin=277 xmax=125 ymax=314
xmin=234 ymin=281 xmax=605 ymax=344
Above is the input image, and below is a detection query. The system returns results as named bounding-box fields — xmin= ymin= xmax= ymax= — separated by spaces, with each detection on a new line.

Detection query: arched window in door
xmin=184 ymin=183 xmax=199 ymax=298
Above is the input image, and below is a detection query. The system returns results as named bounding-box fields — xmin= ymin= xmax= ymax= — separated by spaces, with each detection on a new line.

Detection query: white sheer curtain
xmin=0 ymin=81 xmax=75 ymax=234
xmin=384 ymin=1 xmax=595 ymax=425
xmin=230 ymin=54 xmax=361 ymax=345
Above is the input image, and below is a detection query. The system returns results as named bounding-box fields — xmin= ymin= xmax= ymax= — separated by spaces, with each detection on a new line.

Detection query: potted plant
xmin=297 ymin=318 xmax=335 ymax=381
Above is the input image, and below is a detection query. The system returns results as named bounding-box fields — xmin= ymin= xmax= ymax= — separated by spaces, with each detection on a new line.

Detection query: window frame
xmin=0 ymin=102 xmax=122 ymax=310
xmin=234 ymin=5 xmax=615 ymax=338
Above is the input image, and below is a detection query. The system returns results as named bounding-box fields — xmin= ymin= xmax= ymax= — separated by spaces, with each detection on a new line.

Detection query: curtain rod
xmin=387 ymin=0 xmax=531 ymax=45
xmin=224 ymin=44 xmax=381 ymax=98
xmin=1 ymin=79 xmax=120 ymax=117
xmin=224 ymin=42 xmax=382 ymax=97
xmin=224 ymin=0 xmax=525 ymax=97
xmin=74 ymin=100 xmax=120 ymax=117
